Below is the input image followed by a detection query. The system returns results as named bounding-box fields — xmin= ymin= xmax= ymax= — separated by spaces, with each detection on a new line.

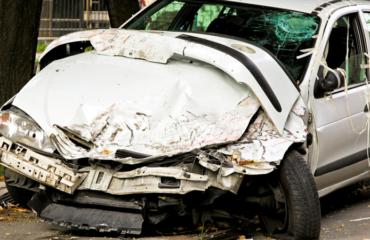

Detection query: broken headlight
xmin=0 ymin=107 xmax=55 ymax=152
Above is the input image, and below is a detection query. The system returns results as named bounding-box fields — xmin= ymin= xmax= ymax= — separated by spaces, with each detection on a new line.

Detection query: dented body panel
xmin=18 ymin=50 xmax=261 ymax=159
xmin=15 ymin=29 xmax=302 ymax=164
xmin=38 ymin=30 xmax=300 ymax=135
xmin=0 ymin=97 xmax=307 ymax=196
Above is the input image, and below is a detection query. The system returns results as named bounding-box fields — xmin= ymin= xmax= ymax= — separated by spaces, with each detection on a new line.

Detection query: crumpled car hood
xmin=14 ymin=51 xmax=260 ymax=158
xmin=12 ymin=29 xmax=304 ymax=166
xmin=39 ymin=29 xmax=301 ymax=135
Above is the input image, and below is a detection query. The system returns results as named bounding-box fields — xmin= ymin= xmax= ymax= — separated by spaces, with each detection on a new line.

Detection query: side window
xmin=128 ymin=1 xmax=186 ymax=30
xmin=189 ymin=5 xmax=224 ymax=32
xmin=325 ymin=13 xmax=367 ymax=86
xmin=363 ymin=12 xmax=370 ymax=32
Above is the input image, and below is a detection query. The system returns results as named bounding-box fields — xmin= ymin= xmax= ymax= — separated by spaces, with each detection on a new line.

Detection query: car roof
xmin=232 ymin=0 xmax=362 ymax=14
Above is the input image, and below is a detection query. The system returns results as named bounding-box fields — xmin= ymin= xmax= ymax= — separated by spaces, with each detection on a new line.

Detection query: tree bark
xmin=106 ymin=0 xmax=140 ymax=28
xmin=0 ymin=0 xmax=43 ymax=106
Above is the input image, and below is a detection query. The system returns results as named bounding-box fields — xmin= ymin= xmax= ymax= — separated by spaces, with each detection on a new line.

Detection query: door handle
xmin=365 ymin=105 xmax=369 ymax=113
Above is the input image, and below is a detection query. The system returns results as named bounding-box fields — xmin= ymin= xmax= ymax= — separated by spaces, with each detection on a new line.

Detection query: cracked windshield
xmin=127 ymin=1 xmax=320 ymax=80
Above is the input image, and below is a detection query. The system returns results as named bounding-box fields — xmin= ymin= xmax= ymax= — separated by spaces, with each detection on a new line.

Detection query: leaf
xmin=14 ymin=208 xmax=31 ymax=212
xmin=8 ymin=202 xmax=17 ymax=208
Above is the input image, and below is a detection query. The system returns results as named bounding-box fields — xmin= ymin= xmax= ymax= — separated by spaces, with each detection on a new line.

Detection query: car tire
xmin=261 ymin=150 xmax=321 ymax=240
xmin=4 ymin=168 xmax=35 ymax=207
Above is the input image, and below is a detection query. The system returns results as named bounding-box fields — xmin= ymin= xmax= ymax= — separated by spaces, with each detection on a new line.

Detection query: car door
xmin=311 ymin=10 xmax=370 ymax=191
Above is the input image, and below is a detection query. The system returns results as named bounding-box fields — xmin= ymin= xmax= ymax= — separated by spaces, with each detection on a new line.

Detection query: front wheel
xmin=261 ymin=150 xmax=321 ymax=240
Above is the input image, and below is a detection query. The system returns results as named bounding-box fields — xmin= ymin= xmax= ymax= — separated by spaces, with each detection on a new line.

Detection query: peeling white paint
xmin=53 ymin=92 xmax=260 ymax=159
xmin=90 ymin=31 xmax=186 ymax=64
xmin=216 ymin=97 xmax=307 ymax=171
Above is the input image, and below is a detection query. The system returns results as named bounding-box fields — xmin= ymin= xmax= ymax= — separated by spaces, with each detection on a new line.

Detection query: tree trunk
xmin=106 ymin=0 xmax=140 ymax=28
xmin=0 ymin=0 xmax=43 ymax=106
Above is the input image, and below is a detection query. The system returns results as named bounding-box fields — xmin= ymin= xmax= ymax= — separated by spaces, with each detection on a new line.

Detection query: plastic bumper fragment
xmin=28 ymin=191 xmax=143 ymax=235
xmin=41 ymin=203 xmax=143 ymax=234
xmin=0 ymin=137 xmax=87 ymax=194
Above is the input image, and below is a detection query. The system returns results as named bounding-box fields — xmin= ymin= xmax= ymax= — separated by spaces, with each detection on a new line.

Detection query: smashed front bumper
xmin=0 ymin=136 xmax=257 ymax=234
xmin=0 ymin=137 xmax=87 ymax=194
xmin=0 ymin=128 xmax=302 ymax=236
xmin=0 ymin=136 xmax=275 ymax=197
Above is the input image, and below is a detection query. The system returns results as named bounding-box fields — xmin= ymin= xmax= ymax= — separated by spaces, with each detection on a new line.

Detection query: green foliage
xmin=200 ymin=222 xmax=210 ymax=240
xmin=37 ymin=43 xmax=47 ymax=52
xmin=0 ymin=166 xmax=4 ymax=177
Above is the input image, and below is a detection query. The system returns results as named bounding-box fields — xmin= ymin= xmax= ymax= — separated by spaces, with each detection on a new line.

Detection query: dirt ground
xmin=1 ymin=188 xmax=370 ymax=240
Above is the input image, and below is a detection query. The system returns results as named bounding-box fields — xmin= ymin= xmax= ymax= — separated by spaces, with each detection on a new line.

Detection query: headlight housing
xmin=0 ymin=107 xmax=55 ymax=152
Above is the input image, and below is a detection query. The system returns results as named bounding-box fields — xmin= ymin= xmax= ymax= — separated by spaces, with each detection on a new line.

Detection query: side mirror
xmin=314 ymin=66 xmax=345 ymax=98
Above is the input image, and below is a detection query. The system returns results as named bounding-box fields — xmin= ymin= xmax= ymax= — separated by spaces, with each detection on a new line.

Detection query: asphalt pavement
xmin=1 ymin=182 xmax=370 ymax=240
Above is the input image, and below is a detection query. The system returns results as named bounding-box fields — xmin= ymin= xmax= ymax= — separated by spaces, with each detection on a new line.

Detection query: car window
xmin=190 ymin=5 xmax=224 ymax=32
xmin=325 ymin=13 xmax=367 ymax=86
xmin=339 ymin=54 xmax=367 ymax=85
xmin=363 ymin=12 xmax=370 ymax=33
xmin=129 ymin=1 xmax=186 ymax=31
xmin=126 ymin=1 xmax=320 ymax=81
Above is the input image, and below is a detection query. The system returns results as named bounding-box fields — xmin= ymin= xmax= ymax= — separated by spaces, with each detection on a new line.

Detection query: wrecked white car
xmin=2 ymin=0 xmax=370 ymax=239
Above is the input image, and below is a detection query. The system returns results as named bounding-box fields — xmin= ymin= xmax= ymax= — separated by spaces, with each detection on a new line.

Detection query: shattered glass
xmin=240 ymin=11 xmax=319 ymax=80
xmin=126 ymin=1 xmax=320 ymax=80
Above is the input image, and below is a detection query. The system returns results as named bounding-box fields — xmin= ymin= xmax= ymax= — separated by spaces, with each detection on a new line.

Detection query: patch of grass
xmin=37 ymin=43 xmax=47 ymax=52
xmin=85 ymin=46 xmax=93 ymax=52
xmin=0 ymin=166 xmax=4 ymax=177
xmin=200 ymin=222 xmax=210 ymax=240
